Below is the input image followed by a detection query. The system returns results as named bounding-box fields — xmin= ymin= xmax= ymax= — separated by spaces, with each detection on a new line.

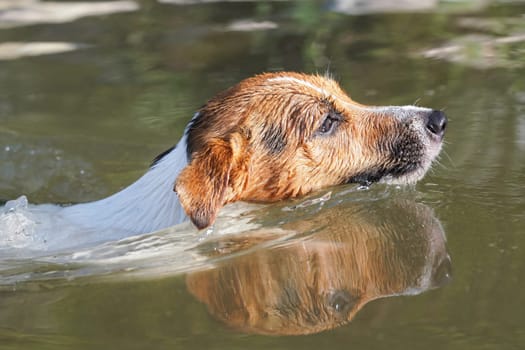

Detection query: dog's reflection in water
xmin=186 ymin=200 xmax=451 ymax=335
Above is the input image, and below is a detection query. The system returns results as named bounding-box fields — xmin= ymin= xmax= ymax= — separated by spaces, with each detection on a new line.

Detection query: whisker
xmin=434 ymin=159 xmax=448 ymax=171
xmin=441 ymin=149 xmax=455 ymax=168
xmin=324 ymin=63 xmax=333 ymax=79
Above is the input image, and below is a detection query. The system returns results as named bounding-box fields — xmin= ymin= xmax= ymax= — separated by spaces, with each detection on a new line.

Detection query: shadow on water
xmin=0 ymin=188 xmax=451 ymax=341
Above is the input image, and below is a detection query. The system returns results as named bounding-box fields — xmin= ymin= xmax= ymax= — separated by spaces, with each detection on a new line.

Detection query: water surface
xmin=1 ymin=0 xmax=524 ymax=349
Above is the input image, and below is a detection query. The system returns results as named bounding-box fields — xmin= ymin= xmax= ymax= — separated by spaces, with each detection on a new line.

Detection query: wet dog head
xmin=175 ymin=72 xmax=447 ymax=229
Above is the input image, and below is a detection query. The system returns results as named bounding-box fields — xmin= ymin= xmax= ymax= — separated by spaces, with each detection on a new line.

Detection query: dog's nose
xmin=426 ymin=110 xmax=447 ymax=138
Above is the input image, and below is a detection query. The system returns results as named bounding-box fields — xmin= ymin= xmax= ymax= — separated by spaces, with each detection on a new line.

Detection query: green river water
xmin=0 ymin=1 xmax=524 ymax=349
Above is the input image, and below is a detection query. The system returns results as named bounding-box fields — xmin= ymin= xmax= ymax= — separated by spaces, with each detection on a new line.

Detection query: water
xmin=1 ymin=0 xmax=525 ymax=349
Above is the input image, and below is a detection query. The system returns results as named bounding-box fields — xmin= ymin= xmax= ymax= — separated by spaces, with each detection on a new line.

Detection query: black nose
xmin=431 ymin=255 xmax=453 ymax=289
xmin=426 ymin=110 xmax=447 ymax=138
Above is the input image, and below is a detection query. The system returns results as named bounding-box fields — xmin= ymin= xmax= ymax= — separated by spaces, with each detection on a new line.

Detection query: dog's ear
xmin=175 ymin=133 xmax=248 ymax=229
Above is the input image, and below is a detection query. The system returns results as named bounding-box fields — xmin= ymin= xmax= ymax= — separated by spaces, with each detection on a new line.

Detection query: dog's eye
xmin=318 ymin=112 xmax=342 ymax=135
xmin=327 ymin=290 xmax=357 ymax=318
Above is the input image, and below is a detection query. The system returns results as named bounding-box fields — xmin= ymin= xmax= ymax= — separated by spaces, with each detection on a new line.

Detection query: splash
xmin=0 ymin=196 xmax=37 ymax=248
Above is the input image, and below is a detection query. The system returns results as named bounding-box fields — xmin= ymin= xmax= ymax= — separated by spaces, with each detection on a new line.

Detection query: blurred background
xmin=0 ymin=0 xmax=524 ymax=349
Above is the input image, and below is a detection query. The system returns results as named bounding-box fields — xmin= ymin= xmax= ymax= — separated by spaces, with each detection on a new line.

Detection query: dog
xmin=60 ymin=72 xmax=446 ymax=235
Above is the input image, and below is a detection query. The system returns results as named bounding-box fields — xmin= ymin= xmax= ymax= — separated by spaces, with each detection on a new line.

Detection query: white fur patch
xmin=60 ymin=112 xmax=204 ymax=236
xmin=61 ymin=134 xmax=189 ymax=236
xmin=267 ymin=76 xmax=331 ymax=98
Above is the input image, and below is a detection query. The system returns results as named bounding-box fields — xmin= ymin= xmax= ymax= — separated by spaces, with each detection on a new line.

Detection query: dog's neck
xmin=60 ymin=134 xmax=189 ymax=236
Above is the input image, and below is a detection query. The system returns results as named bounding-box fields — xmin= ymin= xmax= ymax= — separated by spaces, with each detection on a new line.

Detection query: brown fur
xmin=175 ymin=72 xmax=444 ymax=229
xmin=186 ymin=200 xmax=451 ymax=335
